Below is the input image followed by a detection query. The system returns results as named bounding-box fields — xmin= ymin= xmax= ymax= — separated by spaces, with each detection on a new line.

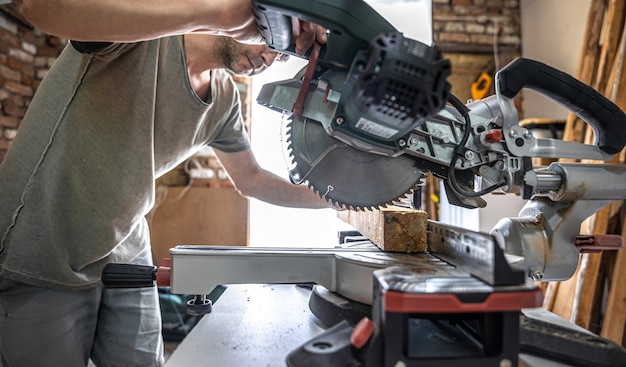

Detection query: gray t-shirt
xmin=0 ymin=36 xmax=250 ymax=290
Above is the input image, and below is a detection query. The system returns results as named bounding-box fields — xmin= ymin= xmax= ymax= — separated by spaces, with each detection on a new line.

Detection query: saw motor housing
xmin=335 ymin=32 xmax=451 ymax=152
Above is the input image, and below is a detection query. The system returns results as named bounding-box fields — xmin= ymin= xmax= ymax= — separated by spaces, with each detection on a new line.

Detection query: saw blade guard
xmin=284 ymin=115 xmax=425 ymax=209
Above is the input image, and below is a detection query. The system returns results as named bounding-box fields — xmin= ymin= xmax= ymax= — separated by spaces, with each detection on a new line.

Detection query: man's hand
xmin=291 ymin=17 xmax=328 ymax=56
xmin=232 ymin=14 xmax=328 ymax=57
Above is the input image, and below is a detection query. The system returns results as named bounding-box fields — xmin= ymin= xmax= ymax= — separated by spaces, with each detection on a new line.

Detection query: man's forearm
xmin=250 ymin=178 xmax=333 ymax=209
xmin=15 ymin=0 xmax=261 ymax=43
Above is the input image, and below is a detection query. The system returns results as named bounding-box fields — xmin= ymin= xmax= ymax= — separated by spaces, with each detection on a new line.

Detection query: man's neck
xmin=184 ymin=34 xmax=219 ymax=102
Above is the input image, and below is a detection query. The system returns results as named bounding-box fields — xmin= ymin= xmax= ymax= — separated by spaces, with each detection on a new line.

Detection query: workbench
xmin=164 ymin=284 xmax=594 ymax=367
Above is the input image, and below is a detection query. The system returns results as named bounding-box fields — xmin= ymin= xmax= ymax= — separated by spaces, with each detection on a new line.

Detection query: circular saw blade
xmin=287 ymin=116 xmax=424 ymax=209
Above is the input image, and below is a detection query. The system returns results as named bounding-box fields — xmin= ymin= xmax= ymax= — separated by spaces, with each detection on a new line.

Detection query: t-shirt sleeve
xmin=209 ymin=105 xmax=251 ymax=152
xmin=208 ymin=75 xmax=251 ymax=152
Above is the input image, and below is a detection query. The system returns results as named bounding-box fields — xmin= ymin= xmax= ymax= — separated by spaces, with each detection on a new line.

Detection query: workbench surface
xmin=165 ymin=284 xmax=577 ymax=367
xmin=165 ymin=284 xmax=325 ymax=366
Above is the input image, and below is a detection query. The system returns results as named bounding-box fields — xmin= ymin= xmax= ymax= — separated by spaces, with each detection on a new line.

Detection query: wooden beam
xmin=338 ymin=207 xmax=428 ymax=252
xmin=572 ymin=253 xmax=605 ymax=332
xmin=601 ymin=227 xmax=626 ymax=345
xmin=561 ymin=0 xmax=606 ymax=151
xmin=593 ymin=0 xmax=625 ymax=93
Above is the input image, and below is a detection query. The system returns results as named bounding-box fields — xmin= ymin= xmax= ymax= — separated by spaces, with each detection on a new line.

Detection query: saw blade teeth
xmin=287 ymin=116 xmax=424 ymax=210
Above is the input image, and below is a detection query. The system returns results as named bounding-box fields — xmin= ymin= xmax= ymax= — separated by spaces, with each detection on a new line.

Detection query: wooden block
xmin=338 ymin=207 xmax=428 ymax=253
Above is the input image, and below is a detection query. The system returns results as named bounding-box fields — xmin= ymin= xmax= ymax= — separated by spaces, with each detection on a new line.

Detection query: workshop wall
xmin=434 ymin=0 xmax=521 ymax=53
xmin=0 ymin=7 xmax=65 ymax=162
xmin=433 ymin=0 xmax=521 ymax=103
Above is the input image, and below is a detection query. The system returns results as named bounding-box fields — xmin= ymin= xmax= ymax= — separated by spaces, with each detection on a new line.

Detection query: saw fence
xmin=540 ymin=0 xmax=626 ymax=347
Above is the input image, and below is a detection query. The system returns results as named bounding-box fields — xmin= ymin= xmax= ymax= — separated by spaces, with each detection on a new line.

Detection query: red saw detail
xmin=294 ymin=42 xmax=322 ymax=117
xmin=383 ymin=288 xmax=544 ymax=313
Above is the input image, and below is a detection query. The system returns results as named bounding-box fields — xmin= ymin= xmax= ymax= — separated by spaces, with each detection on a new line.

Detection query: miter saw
xmin=250 ymin=0 xmax=626 ymax=282
xmin=103 ymin=1 xmax=626 ymax=366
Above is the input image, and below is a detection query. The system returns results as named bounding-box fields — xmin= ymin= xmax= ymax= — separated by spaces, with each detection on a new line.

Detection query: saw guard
xmin=286 ymin=116 xmax=424 ymax=209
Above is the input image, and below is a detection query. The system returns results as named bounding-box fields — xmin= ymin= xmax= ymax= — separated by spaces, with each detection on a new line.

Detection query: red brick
xmin=22 ymin=73 xmax=34 ymax=87
xmin=0 ymin=138 xmax=11 ymax=151
xmin=0 ymin=64 xmax=21 ymax=81
xmin=9 ymin=47 xmax=34 ymax=63
xmin=4 ymin=80 xmax=33 ymax=97
xmin=7 ymin=56 xmax=22 ymax=71
xmin=2 ymin=100 xmax=27 ymax=117
xmin=8 ymin=94 xmax=26 ymax=107
xmin=0 ymin=115 xmax=19 ymax=128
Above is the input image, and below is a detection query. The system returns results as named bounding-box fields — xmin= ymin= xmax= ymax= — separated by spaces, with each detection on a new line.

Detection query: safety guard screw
xmin=529 ymin=268 xmax=544 ymax=281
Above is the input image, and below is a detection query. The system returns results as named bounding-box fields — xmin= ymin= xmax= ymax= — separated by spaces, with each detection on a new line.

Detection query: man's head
xmin=212 ymin=36 xmax=286 ymax=76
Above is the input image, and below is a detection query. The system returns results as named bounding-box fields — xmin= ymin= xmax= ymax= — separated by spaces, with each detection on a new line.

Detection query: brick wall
xmin=434 ymin=0 xmax=521 ymax=54
xmin=433 ymin=0 xmax=521 ymax=103
xmin=0 ymin=7 xmax=66 ymax=162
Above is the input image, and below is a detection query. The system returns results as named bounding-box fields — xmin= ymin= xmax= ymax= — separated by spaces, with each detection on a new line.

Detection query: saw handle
xmin=101 ymin=263 xmax=157 ymax=288
xmin=252 ymin=3 xmax=294 ymax=53
xmin=252 ymin=0 xmax=397 ymax=69
xmin=496 ymin=58 xmax=626 ymax=155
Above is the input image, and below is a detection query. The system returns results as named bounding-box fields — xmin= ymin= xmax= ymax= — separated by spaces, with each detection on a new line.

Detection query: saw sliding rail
xmin=168 ymin=220 xmax=534 ymax=303
xmin=166 ymin=223 xmax=544 ymax=367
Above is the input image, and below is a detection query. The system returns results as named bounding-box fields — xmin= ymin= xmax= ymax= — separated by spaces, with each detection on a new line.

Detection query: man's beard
xmin=214 ymin=37 xmax=240 ymax=74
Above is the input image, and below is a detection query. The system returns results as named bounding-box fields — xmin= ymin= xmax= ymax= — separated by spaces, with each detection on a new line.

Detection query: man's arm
xmin=14 ymin=0 xmax=327 ymax=49
xmin=15 ymin=0 xmax=261 ymax=43
xmin=214 ymin=148 xmax=333 ymax=209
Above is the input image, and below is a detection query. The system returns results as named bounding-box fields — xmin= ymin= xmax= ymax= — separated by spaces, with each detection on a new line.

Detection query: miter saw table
xmin=135 ymin=221 xmax=624 ymax=367
xmin=162 ymin=284 xmax=619 ymax=367
xmin=102 ymin=223 xmax=626 ymax=367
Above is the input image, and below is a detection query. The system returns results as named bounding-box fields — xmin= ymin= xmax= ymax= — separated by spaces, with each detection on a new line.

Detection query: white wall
xmin=520 ymin=0 xmax=592 ymax=119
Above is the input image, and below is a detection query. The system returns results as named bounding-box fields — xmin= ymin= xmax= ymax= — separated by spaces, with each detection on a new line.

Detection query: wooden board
xmin=338 ymin=207 xmax=428 ymax=252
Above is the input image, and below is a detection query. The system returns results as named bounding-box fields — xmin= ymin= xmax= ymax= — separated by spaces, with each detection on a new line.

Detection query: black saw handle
xmin=252 ymin=0 xmax=396 ymax=69
xmin=496 ymin=58 xmax=626 ymax=155
xmin=101 ymin=263 xmax=157 ymax=288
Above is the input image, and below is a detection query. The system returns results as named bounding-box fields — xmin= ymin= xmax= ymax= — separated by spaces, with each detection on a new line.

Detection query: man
xmin=0 ymin=1 xmax=329 ymax=366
